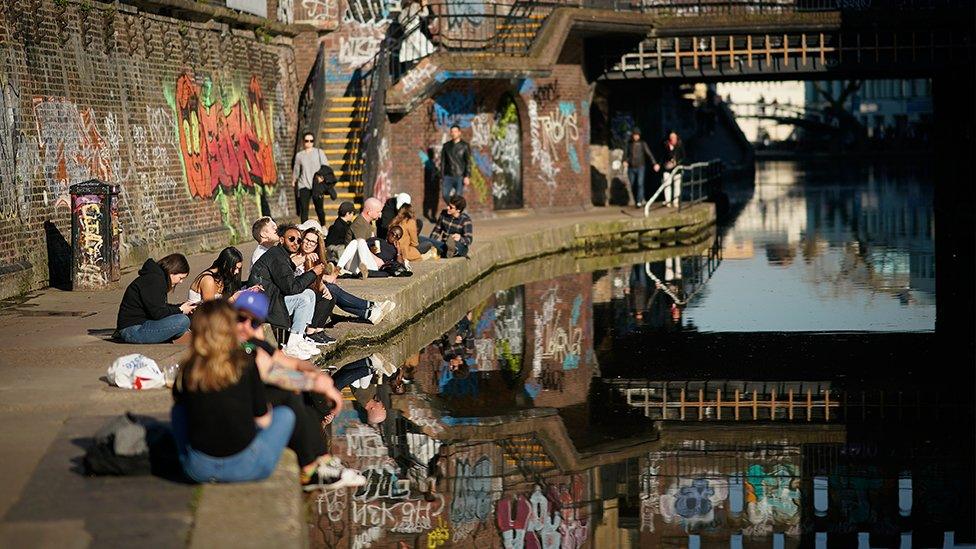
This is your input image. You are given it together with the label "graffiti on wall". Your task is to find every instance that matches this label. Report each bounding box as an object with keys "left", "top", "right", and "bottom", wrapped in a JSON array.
[
  {"left": 538, "top": 101, "right": 581, "bottom": 174},
  {"left": 610, "top": 111, "right": 636, "bottom": 149},
  {"left": 33, "top": 97, "right": 115, "bottom": 206},
  {"left": 301, "top": 0, "right": 338, "bottom": 20},
  {"left": 495, "top": 476, "right": 589, "bottom": 549},
  {"left": 491, "top": 94, "right": 522, "bottom": 208},
  {"left": 445, "top": 0, "right": 484, "bottom": 30},
  {"left": 0, "top": 74, "right": 34, "bottom": 220},
  {"left": 168, "top": 73, "right": 278, "bottom": 200}
]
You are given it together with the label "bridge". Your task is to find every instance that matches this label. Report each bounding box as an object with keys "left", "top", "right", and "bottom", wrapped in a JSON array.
[{"left": 725, "top": 101, "right": 846, "bottom": 131}]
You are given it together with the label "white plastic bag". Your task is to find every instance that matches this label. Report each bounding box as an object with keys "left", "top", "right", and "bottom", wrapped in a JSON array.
[{"left": 107, "top": 354, "right": 166, "bottom": 390}]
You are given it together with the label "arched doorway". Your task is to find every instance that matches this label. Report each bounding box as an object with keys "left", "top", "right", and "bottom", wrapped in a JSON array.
[{"left": 491, "top": 93, "right": 523, "bottom": 210}]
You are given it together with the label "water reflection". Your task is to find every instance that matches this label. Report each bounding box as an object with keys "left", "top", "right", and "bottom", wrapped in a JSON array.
[{"left": 306, "top": 163, "right": 968, "bottom": 548}]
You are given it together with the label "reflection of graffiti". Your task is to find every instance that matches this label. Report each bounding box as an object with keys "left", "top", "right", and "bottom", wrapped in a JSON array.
[
  {"left": 427, "top": 518, "right": 450, "bottom": 547},
  {"left": 539, "top": 369, "right": 564, "bottom": 391},
  {"left": 355, "top": 464, "right": 410, "bottom": 502},
  {"left": 496, "top": 477, "right": 588, "bottom": 549},
  {"left": 660, "top": 473, "right": 728, "bottom": 528},
  {"left": 346, "top": 425, "right": 387, "bottom": 457},
  {"left": 494, "top": 287, "right": 525, "bottom": 373},
  {"left": 532, "top": 287, "right": 583, "bottom": 376},
  {"left": 451, "top": 456, "right": 493, "bottom": 524},
  {"left": 300, "top": 0, "right": 336, "bottom": 20},
  {"left": 74, "top": 196, "right": 107, "bottom": 287},
  {"left": 744, "top": 464, "right": 800, "bottom": 535},
  {"left": 168, "top": 73, "right": 277, "bottom": 199},
  {"left": 445, "top": 0, "right": 484, "bottom": 30},
  {"left": 640, "top": 464, "right": 660, "bottom": 532},
  {"left": 33, "top": 97, "right": 114, "bottom": 201}
]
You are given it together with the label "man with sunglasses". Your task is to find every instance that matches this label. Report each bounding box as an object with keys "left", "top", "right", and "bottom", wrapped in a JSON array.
[
  {"left": 249, "top": 225, "right": 326, "bottom": 359},
  {"left": 292, "top": 132, "right": 331, "bottom": 226}
]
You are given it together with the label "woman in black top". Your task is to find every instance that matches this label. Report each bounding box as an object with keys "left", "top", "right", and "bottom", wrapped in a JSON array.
[
  {"left": 116, "top": 254, "right": 196, "bottom": 344},
  {"left": 170, "top": 300, "right": 296, "bottom": 483}
]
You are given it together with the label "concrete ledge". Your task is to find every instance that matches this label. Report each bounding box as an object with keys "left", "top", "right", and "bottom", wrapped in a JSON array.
[
  {"left": 321, "top": 204, "right": 714, "bottom": 359},
  {"left": 190, "top": 449, "right": 306, "bottom": 549}
]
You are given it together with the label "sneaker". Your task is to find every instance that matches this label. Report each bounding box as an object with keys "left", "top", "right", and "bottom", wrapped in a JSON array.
[
  {"left": 283, "top": 340, "right": 313, "bottom": 360},
  {"left": 366, "top": 304, "right": 386, "bottom": 325},
  {"left": 368, "top": 352, "right": 397, "bottom": 377},
  {"left": 304, "top": 467, "right": 367, "bottom": 492},
  {"left": 379, "top": 300, "right": 397, "bottom": 318},
  {"left": 298, "top": 337, "right": 322, "bottom": 355},
  {"left": 308, "top": 332, "right": 337, "bottom": 346},
  {"left": 359, "top": 262, "right": 369, "bottom": 280}
]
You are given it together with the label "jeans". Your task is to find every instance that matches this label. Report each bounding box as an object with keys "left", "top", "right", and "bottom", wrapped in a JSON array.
[
  {"left": 425, "top": 236, "right": 468, "bottom": 258},
  {"left": 120, "top": 314, "right": 190, "bottom": 344},
  {"left": 325, "top": 282, "right": 371, "bottom": 320},
  {"left": 297, "top": 188, "right": 326, "bottom": 226},
  {"left": 171, "top": 404, "right": 296, "bottom": 483},
  {"left": 283, "top": 289, "right": 316, "bottom": 334},
  {"left": 628, "top": 165, "right": 646, "bottom": 205},
  {"left": 336, "top": 239, "right": 380, "bottom": 274},
  {"left": 441, "top": 175, "right": 464, "bottom": 203},
  {"left": 331, "top": 358, "right": 371, "bottom": 391}
]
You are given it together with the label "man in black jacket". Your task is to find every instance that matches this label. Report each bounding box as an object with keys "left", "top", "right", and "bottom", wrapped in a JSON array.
[
  {"left": 440, "top": 125, "right": 470, "bottom": 204},
  {"left": 325, "top": 201, "right": 356, "bottom": 262},
  {"left": 624, "top": 128, "right": 659, "bottom": 208},
  {"left": 248, "top": 225, "right": 326, "bottom": 360}
]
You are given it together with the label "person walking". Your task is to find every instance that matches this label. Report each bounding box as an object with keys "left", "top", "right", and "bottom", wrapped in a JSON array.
[
  {"left": 440, "top": 125, "right": 470, "bottom": 204},
  {"left": 624, "top": 128, "right": 659, "bottom": 208},
  {"left": 292, "top": 132, "right": 330, "bottom": 225}
]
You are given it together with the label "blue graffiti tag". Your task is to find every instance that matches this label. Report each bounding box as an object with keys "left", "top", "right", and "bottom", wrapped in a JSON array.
[{"left": 433, "top": 89, "right": 476, "bottom": 129}]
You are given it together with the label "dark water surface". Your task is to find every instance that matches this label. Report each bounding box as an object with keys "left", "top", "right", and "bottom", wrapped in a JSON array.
[{"left": 309, "top": 162, "right": 973, "bottom": 548}]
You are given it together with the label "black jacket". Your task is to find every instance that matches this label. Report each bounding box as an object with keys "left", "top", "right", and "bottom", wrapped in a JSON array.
[
  {"left": 625, "top": 139, "right": 657, "bottom": 168},
  {"left": 325, "top": 217, "right": 353, "bottom": 247},
  {"left": 440, "top": 140, "right": 471, "bottom": 178},
  {"left": 116, "top": 259, "right": 182, "bottom": 331},
  {"left": 247, "top": 246, "right": 316, "bottom": 328},
  {"left": 377, "top": 197, "right": 398, "bottom": 239}
]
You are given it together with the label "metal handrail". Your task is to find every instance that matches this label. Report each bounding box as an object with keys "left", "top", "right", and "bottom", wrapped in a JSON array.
[{"left": 643, "top": 158, "right": 722, "bottom": 217}]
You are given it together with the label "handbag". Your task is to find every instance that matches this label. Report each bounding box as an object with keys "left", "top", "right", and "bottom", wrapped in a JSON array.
[
  {"left": 312, "top": 163, "right": 338, "bottom": 200},
  {"left": 383, "top": 261, "right": 413, "bottom": 277}
]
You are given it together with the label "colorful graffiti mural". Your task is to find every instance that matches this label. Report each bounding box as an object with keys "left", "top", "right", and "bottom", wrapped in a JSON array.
[
  {"left": 167, "top": 73, "right": 278, "bottom": 200},
  {"left": 495, "top": 476, "right": 588, "bottom": 549}
]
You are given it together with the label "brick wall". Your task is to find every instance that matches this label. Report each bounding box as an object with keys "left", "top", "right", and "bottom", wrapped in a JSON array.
[
  {"left": 382, "top": 55, "right": 592, "bottom": 215},
  {"left": 0, "top": 0, "right": 300, "bottom": 298}
]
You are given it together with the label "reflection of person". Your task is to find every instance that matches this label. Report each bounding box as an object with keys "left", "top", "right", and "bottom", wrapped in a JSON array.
[
  {"left": 623, "top": 128, "right": 659, "bottom": 208},
  {"left": 440, "top": 125, "right": 471, "bottom": 203},
  {"left": 437, "top": 313, "right": 473, "bottom": 388}
]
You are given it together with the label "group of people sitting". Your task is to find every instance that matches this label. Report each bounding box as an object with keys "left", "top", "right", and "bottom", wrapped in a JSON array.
[{"left": 111, "top": 192, "right": 475, "bottom": 486}]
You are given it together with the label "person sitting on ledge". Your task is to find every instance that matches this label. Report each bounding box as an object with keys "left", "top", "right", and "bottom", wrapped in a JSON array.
[
  {"left": 325, "top": 201, "right": 356, "bottom": 264},
  {"left": 336, "top": 197, "right": 383, "bottom": 279},
  {"left": 424, "top": 195, "right": 473, "bottom": 258},
  {"left": 170, "top": 300, "right": 295, "bottom": 483},
  {"left": 115, "top": 253, "right": 195, "bottom": 344},
  {"left": 250, "top": 216, "right": 279, "bottom": 267},
  {"left": 248, "top": 224, "right": 325, "bottom": 360},
  {"left": 188, "top": 247, "right": 248, "bottom": 303}
]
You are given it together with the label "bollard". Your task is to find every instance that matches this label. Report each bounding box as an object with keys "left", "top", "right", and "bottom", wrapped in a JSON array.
[{"left": 69, "top": 180, "right": 121, "bottom": 290}]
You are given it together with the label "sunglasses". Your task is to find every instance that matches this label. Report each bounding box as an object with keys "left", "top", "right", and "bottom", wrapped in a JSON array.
[
  {"left": 236, "top": 314, "right": 262, "bottom": 329},
  {"left": 304, "top": 139, "right": 314, "bottom": 143},
  {"left": 286, "top": 235, "right": 300, "bottom": 242}
]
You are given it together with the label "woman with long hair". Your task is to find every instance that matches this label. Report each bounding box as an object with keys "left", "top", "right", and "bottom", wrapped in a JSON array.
[
  {"left": 188, "top": 247, "right": 245, "bottom": 302},
  {"left": 170, "top": 300, "right": 295, "bottom": 483},
  {"left": 289, "top": 228, "right": 337, "bottom": 343},
  {"left": 389, "top": 203, "right": 436, "bottom": 261},
  {"left": 115, "top": 253, "right": 195, "bottom": 344}
]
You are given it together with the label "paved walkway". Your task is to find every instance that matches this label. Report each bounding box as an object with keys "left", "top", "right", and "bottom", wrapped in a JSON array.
[{"left": 0, "top": 205, "right": 693, "bottom": 545}]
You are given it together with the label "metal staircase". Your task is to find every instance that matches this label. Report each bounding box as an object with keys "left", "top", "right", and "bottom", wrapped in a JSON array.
[{"left": 318, "top": 94, "right": 367, "bottom": 214}]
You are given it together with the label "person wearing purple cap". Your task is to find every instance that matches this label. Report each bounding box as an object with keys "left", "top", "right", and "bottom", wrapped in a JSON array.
[{"left": 233, "top": 291, "right": 365, "bottom": 490}]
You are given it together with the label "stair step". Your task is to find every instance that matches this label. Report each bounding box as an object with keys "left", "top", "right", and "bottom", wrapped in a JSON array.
[
  {"left": 327, "top": 106, "right": 366, "bottom": 113},
  {"left": 528, "top": 13, "right": 548, "bottom": 19},
  {"left": 321, "top": 127, "right": 362, "bottom": 134},
  {"left": 321, "top": 138, "right": 360, "bottom": 144},
  {"left": 332, "top": 96, "right": 366, "bottom": 103},
  {"left": 323, "top": 148, "right": 360, "bottom": 155},
  {"left": 333, "top": 170, "right": 363, "bottom": 176},
  {"left": 496, "top": 21, "right": 541, "bottom": 30},
  {"left": 323, "top": 202, "right": 363, "bottom": 210},
  {"left": 323, "top": 117, "right": 367, "bottom": 123},
  {"left": 498, "top": 32, "right": 536, "bottom": 38}
]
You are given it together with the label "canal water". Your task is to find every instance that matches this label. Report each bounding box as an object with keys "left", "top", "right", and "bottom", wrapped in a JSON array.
[{"left": 308, "top": 161, "right": 972, "bottom": 548}]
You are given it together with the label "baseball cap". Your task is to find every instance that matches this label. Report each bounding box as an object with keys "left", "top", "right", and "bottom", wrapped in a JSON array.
[
  {"left": 235, "top": 291, "right": 269, "bottom": 322},
  {"left": 396, "top": 193, "right": 411, "bottom": 210},
  {"left": 338, "top": 201, "right": 356, "bottom": 217}
]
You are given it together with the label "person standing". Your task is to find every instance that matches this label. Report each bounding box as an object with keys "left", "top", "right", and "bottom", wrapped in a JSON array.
[
  {"left": 662, "top": 131, "right": 685, "bottom": 208},
  {"left": 624, "top": 128, "right": 659, "bottom": 208},
  {"left": 440, "top": 125, "right": 470, "bottom": 204},
  {"left": 292, "top": 132, "right": 330, "bottom": 225}
]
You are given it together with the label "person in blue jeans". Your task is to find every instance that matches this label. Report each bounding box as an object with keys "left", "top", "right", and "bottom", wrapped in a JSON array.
[
  {"left": 170, "top": 300, "right": 295, "bottom": 483},
  {"left": 319, "top": 267, "right": 395, "bottom": 325},
  {"left": 624, "top": 128, "right": 659, "bottom": 208},
  {"left": 115, "top": 254, "right": 196, "bottom": 344},
  {"left": 440, "top": 125, "right": 470, "bottom": 203}
]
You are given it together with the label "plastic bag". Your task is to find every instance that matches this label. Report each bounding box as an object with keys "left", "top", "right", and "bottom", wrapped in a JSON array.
[{"left": 107, "top": 354, "right": 166, "bottom": 390}]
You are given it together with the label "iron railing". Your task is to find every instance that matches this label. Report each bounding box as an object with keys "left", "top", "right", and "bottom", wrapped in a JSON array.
[
  {"left": 295, "top": 43, "right": 327, "bottom": 156},
  {"left": 643, "top": 158, "right": 722, "bottom": 216}
]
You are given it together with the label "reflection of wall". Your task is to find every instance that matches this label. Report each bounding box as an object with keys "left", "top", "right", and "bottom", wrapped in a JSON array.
[{"left": 639, "top": 447, "right": 803, "bottom": 544}]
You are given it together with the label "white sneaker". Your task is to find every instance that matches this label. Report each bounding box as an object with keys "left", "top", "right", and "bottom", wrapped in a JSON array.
[
  {"left": 304, "top": 467, "right": 367, "bottom": 492},
  {"left": 367, "top": 304, "right": 386, "bottom": 325},
  {"left": 299, "top": 337, "right": 322, "bottom": 355},
  {"left": 283, "top": 340, "right": 313, "bottom": 360},
  {"left": 380, "top": 300, "right": 397, "bottom": 317},
  {"left": 368, "top": 352, "right": 397, "bottom": 377}
]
